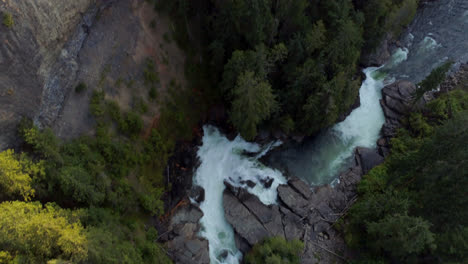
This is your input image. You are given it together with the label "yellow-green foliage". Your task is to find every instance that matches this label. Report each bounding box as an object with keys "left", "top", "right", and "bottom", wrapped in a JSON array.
[
  {"left": 0, "top": 149, "right": 43, "bottom": 201},
  {"left": 2, "top": 13, "right": 13, "bottom": 28},
  {"left": 0, "top": 201, "right": 87, "bottom": 263}
]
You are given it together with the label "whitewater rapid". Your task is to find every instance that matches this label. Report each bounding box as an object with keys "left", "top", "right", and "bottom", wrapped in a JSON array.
[
  {"left": 192, "top": 48, "right": 409, "bottom": 264},
  {"left": 266, "top": 48, "right": 409, "bottom": 185},
  {"left": 193, "top": 126, "right": 286, "bottom": 263}
]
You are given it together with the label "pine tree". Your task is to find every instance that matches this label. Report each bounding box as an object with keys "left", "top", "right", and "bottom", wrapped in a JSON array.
[{"left": 230, "top": 71, "right": 277, "bottom": 140}]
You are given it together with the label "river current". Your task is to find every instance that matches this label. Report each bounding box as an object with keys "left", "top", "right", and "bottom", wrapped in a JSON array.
[{"left": 192, "top": 1, "right": 468, "bottom": 263}]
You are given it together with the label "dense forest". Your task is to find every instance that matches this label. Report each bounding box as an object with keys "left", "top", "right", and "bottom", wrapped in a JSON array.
[
  {"left": 158, "top": 0, "right": 418, "bottom": 139},
  {"left": 2, "top": 0, "right": 466, "bottom": 263},
  {"left": 344, "top": 63, "right": 468, "bottom": 263}
]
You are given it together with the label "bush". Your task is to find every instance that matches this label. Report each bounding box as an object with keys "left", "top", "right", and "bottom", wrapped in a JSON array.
[
  {"left": 75, "top": 82, "right": 87, "bottom": 93},
  {"left": 118, "top": 111, "right": 143, "bottom": 137},
  {"left": 245, "top": 237, "right": 304, "bottom": 264},
  {"left": 3, "top": 13, "right": 13, "bottom": 28},
  {"left": 90, "top": 91, "right": 106, "bottom": 117},
  {"left": 415, "top": 61, "right": 453, "bottom": 101},
  {"left": 0, "top": 201, "right": 87, "bottom": 263}
]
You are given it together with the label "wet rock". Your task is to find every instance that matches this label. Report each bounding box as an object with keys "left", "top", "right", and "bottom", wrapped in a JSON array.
[
  {"left": 377, "top": 138, "right": 387, "bottom": 147},
  {"left": 223, "top": 188, "right": 269, "bottom": 245},
  {"left": 277, "top": 184, "right": 309, "bottom": 217},
  {"left": 288, "top": 177, "right": 313, "bottom": 200},
  {"left": 165, "top": 201, "right": 210, "bottom": 264},
  {"left": 260, "top": 177, "right": 274, "bottom": 188},
  {"left": 170, "top": 203, "right": 203, "bottom": 225},
  {"left": 360, "top": 33, "right": 392, "bottom": 67},
  {"left": 167, "top": 237, "right": 209, "bottom": 264},
  {"left": 355, "top": 147, "right": 384, "bottom": 174},
  {"left": 336, "top": 166, "right": 362, "bottom": 200},
  {"left": 380, "top": 81, "right": 417, "bottom": 137},
  {"left": 280, "top": 206, "right": 304, "bottom": 241},
  {"left": 224, "top": 185, "right": 285, "bottom": 243},
  {"left": 189, "top": 185, "right": 205, "bottom": 203},
  {"left": 217, "top": 250, "right": 229, "bottom": 261},
  {"left": 240, "top": 180, "right": 256, "bottom": 188},
  {"left": 234, "top": 233, "right": 251, "bottom": 255}
]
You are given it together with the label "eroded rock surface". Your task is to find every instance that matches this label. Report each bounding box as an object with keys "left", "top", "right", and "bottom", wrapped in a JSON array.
[
  {"left": 162, "top": 200, "right": 210, "bottom": 264},
  {"left": 380, "top": 80, "right": 416, "bottom": 138},
  {"left": 0, "top": 0, "right": 95, "bottom": 149},
  {"left": 0, "top": 0, "right": 187, "bottom": 150},
  {"left": 222, "top": 147, "right": 383, "bottom": 263}
]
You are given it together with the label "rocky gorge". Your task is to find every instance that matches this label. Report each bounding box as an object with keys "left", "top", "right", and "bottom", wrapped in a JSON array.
[
  {"left": 161, "top": 60, "right": 468, "bottom": 264},
  {"left": 1, "top": 0, "right": 468, "bottom": 263},
  {"left": 160, "top": 0, "right": 468, "bottom": 258}
]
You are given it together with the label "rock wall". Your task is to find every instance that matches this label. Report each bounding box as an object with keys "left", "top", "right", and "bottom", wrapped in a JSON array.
[
  {"left": 222, "top": 147, "right": 384, "bottom": 264},
  {"left": 0, "top": 0, "right": 96, "bottom": 150},
  {"left": 0, "top": 0, "right": 187, "bottom": 150}
]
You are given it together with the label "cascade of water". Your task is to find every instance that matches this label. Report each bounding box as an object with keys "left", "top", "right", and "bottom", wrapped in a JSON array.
[{"left": 193, "top": 126, "right": 286, "bottom": 264}]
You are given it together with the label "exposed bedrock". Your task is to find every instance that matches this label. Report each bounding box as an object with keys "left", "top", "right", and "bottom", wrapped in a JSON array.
[
  {"left": 0, "top": 0, "right": 96, "bottom": 149},
  {"left": 222, "top": 148, "right": 383, "bottom": 263}
]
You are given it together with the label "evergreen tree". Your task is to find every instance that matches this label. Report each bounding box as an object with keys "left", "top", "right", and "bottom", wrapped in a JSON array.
[{"left": 230, "top": 71, "right": 277, "bottom": 140}]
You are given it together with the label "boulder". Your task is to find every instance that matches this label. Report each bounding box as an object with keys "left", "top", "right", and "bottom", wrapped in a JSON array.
[
  {"left": 189, "top": 185, "right": 205, "bottom": 204},
  {"left": 277, "top": 184, "right": 310, "bottom": 217},
  {"left": 260, "top": 177, "right": 274, "bottom": 188},
  {"left": 279, "top": 206, "right": 304, "bottom": 241},
  {"left": 360, "top": 33, "right": 392, "bottom": 67},
  {"left": 167, "top": 236, "right": 209, "bottom": 264},
  {"left": 380, "top": 81, "right": 417, "bottom": 137},
  {"left": 223, "top": 188, "right": 269, "bottom": 245},
  {"left": 288, "top": 177, "right": 313, "bottom": 200},
  {"left": 223, "top": 185, "right": 285, "bottom": 245},
  {"left": 165, "top": 201, "right": 210, "bottom": 264},
  {"left": 355, "top": 147, "right": 384, "bottom": 174}
]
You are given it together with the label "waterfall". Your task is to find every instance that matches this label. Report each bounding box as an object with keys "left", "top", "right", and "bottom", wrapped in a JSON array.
[{"left": 193, "top": 126, "right": 286, "bottom": 263}]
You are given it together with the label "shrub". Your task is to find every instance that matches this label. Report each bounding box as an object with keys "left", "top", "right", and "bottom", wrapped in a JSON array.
[
  {"left": 118, "top": 111, "right": 143, "bottom": 137},
  {"left": 75, "top": 82, "right": 87, "bottom": 93},
  {"left": 0, "top": 201, "right": 87, "bottom": 263},
  {"left": 149, "top": 86, "right": 157, "bottom": 99},
  {"left": 245, "top": 237, "right": 304, "bottom": 264},
  {"left": 3, "top": 13, "right": 13, "bottom": 28},
  {"left": 90, "top": 91, "right": 106, "bottom": 117}
]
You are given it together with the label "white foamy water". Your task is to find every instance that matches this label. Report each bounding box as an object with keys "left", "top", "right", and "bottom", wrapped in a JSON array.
[
  {"left": 193, "top": 126, "right": 286, "bottom": 264},
  {"left": 266, "top": 48, "right": 409, "bottom": 185}
]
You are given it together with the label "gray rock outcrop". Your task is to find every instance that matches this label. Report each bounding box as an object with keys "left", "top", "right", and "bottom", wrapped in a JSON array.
[
  {"left": 163, "top": 200, "right": 210, "bottom": 264},
  {"left": 380, "top": 80, "right": 417, "bottom": 138},
  {"left": 222, "top": 147, "right": 383, "bottom": 263},
  {"left": 0, "top": 0, "right": 95, "bottom": 149}
]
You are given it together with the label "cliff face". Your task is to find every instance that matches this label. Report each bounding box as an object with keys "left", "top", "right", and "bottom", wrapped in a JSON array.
[
  {"left": 0, "top": 0, "right": 187, "bottom": 150},
  {"left": 0, "top": 0, "right": 95, "bottom": 149}
]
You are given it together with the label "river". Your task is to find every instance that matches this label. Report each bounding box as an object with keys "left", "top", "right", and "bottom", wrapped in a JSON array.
[{"left": 192, "top": 0, "right": 468, "bottom": 263}]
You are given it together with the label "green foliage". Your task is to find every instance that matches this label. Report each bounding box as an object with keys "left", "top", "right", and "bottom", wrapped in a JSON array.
[
  {"left": 0, "top": 201, "right": 87, "bottom": 263},
  {"left": 408, "top": 112, "right": 433, "bottom": 137},
  {"left": 346, "top": 88, "right": 468, "bottom": 263},
  {"left": 415, "top": 61, "right": 453, "bottom": 101},
  {"left": 0, "top": 149, "right": 43, "bottom": 201},
  {"left": 357, "top": 0, "right": 418, "bottom": 50},
  {"left": 81, "top": 207, "right": 172, "bottom": 264},
  {"left": 368, "top": 214, "right": 435, "bottom": 258},
  {"left": 75, "top": 82, "right": 87, "bottom": 93},
  {"left": 2, "top": 13, "right": 13, "bottom": 28},
  {"left": 385, "top": 0, "right": 418, "bottom": 37},
  {"left": 90, "top": 90, "right": 106, "bottom": 117},
  {"left": 157, "top": 0, "right": 378, "bottom": 139},
  {"left": 144, "top": 59, "right": 159, "bottom": 100},
  {"left": 245, "top": 237, "right": 304, "bottom": 264},
  {"left": 230, "top": 71, "right": 277, "bottom": 140},
  {"left": 118, "top": 111, "right": 143, "bottom": 137}
]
